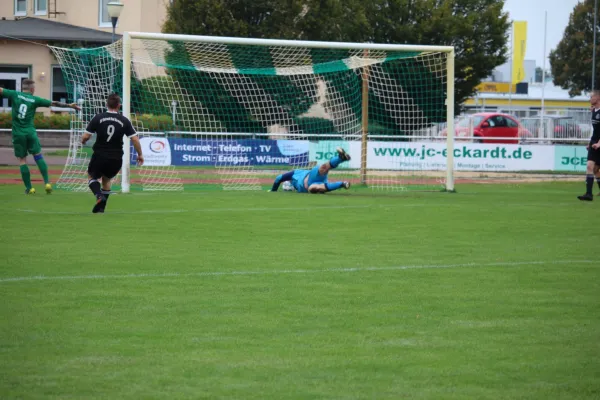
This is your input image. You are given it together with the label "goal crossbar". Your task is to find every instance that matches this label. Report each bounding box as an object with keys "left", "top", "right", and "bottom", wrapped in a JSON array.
[{"left": 125, "top": 31, "right": 455, "bottom": 53}]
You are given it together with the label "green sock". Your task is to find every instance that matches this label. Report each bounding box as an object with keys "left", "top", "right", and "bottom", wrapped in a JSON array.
[
  {"left": 35, "top": 157, "right": 50, "bottom": 184},
  {"left": 20, "top": 164, "right": 32, "bottom": 190}
]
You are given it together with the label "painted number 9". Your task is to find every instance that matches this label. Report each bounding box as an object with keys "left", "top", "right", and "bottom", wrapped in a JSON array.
[
  {"left": 106, "top": 125, "right": 115, "bottom": 142},
  {"left": 18, "top": 104, "right": 28, "bottom": 119}
]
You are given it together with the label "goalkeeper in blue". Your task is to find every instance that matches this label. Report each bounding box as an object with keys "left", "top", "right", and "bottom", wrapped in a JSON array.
[{"left": 270, "top": 147, "right": 351, "bottom": 193}]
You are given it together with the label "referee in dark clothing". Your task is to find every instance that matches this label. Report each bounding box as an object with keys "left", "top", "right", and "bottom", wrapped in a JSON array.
[{"left": 579, "top": 91, "right": 600, "bottom": 201}]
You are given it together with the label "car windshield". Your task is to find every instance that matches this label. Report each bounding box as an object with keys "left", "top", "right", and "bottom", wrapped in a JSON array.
[{"left": 457, "top": 116, "right": 483, "bottom": 127}]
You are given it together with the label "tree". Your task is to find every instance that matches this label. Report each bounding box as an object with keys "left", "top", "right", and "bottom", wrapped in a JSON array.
[
  {"left": 550, "top": 0, "right": 597, "bottom": 96},
  {"left": 362, "top": 0, "right": 509, "bottom": 113},
  {"left": 163, "top": 0, "right": 509, "bottom": 113}
]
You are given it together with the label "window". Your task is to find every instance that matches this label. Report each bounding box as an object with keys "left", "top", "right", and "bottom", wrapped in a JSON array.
[
  {"left": 0, "top": 66, "right": 30, "bottom": 109},
  {"left": 15, "top": 0, "right": 27, "bottom": 16},
  {"left": 35, "top": 0, "right": 47, "bottom": 15},
  {"left": 51, "top": 66, "right": 68, "bottom": 103},
  {"left": 506, "top": 118, "right": 518, "bottom": 128},
  {"left": 99, "top": 0, "right": 111, "bottom": 27}
]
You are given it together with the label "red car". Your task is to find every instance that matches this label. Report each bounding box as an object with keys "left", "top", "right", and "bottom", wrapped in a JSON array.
[{"left": 443, "top": 113, "right": 531, "bottom": 144}]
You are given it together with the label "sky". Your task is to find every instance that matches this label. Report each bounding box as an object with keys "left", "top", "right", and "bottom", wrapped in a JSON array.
[{"left": 502, "top": 0, "right": 582, "bottom": 69}]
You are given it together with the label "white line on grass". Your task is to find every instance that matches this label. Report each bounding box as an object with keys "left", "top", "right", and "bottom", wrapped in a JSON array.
[
  {"left": 0, "top": 260, "right": 594, "bottom": 284},
  {"left": 9, "top": 203, "right": 441, "bottom": 215},
  {"left": 5, "top": 201, "right": 588, "bottom": 215}
]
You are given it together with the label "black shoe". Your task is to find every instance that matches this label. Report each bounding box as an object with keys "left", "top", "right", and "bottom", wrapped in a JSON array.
[
  {"left": 336, "top": 147, "right": 351, "bottom": 161},
  {"left": 92, "top": 194, "right": 107, "bottom": 213},
  {"left": 577, "top": 193, "right": 593, "bottom": 201}
]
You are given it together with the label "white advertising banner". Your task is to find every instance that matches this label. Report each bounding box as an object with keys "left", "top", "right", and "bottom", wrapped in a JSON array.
[
  {"left": 367, "top": 142, "right": 555, "bottom": 171},
  {"left": 310, "top": 141, "right": 555, "bottom": 171},
  {"left": 139, "top": 137, "right": 172, "bottom": 166}
]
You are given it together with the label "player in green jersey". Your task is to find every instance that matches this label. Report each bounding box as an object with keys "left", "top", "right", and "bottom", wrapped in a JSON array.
[{"left": 0, "top": 79, "right": 80, "bottom": 194}]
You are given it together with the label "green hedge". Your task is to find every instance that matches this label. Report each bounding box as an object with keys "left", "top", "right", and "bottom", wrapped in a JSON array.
[
  {"left": 0, "top": 112, "right": 177, "bottom": 132},
  {"left": 0, "top": 112, "right": 72, "bottom": 130}
]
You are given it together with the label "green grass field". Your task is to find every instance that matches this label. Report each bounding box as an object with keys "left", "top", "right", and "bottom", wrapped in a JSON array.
[{"left": 0, "top": 183, "right": 599, "bottom": 399}]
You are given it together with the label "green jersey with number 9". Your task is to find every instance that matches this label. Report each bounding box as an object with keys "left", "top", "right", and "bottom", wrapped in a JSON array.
[{"left": 1, "top": 89, "right": 52, "bottom": 136}]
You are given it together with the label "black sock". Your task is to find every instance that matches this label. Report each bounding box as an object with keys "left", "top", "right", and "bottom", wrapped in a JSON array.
[
  {"left": 88, "top": 179, "right": 102, "bottom": 196},
  {"left": 102, "top": 190, "right": 110, "bottom": 204},
  {"left": 596, "top": 177, "right": 600, "bottom": 190},
  {"left": 586, "top": 175, "right": 594, "bottom": 195}
]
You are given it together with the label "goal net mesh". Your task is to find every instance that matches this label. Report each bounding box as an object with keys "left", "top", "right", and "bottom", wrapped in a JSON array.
[{"left": 51, "top": 37, "right": 450, "bottom": 192}]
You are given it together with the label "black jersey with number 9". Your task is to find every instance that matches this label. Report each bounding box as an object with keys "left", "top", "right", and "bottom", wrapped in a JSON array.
[
  {"left": 86, "top": 111, "right": 137, "bottom": 159},
  {"left": 592, "top": 108, "right": 600, "bottom": 144}
]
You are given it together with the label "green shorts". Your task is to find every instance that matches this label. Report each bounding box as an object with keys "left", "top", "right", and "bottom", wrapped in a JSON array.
[{"left": 12, "top": 134, "right": 42, "bottom": 158}]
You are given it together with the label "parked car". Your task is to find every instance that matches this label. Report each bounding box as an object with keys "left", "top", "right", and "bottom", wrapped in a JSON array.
[
  {"left": 442, "top": 113, "right": 531, "bottom": 144},
  {"left": 520, "top": 116, "right": 585, "bottom": 144}
]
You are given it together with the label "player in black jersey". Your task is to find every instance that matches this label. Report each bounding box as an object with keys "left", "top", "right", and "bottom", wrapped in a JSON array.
[
  {"left": 578, "top": 91, "right": 600, "bottom": 201},
  {"left": 81, "top": 94, "right": 144, "bottom": 213}
]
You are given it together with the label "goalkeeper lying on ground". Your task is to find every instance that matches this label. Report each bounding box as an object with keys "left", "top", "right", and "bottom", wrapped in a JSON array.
[{"left": 270, "top": 147, "right": 351, "bottom": 194}]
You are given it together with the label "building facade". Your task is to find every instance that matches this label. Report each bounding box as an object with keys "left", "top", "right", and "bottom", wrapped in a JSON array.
[{"left": 0, "top": 0, "right": 170, "bottom": 112}]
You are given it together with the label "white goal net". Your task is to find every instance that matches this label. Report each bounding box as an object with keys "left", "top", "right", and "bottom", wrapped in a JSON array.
[{"left": 51, "top": 34, "right": 455, "bottom": 192}]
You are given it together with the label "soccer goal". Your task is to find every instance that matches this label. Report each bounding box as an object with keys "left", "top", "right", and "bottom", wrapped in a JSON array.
[{"left": 51, "top": 33, "right": 455, "bottom": 192}]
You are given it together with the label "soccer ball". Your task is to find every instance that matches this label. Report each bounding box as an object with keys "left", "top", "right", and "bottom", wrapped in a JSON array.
[{"left": 282, "top": 181, "right": 294, "bottom": 192}]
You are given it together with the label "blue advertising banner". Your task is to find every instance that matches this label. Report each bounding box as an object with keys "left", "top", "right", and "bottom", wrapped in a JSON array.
[{"left": 133, "top": 138, "right": 309, "bottom": 166}]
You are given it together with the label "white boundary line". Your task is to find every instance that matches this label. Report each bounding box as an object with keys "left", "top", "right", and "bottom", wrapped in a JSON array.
[
  {"left": 2, "top": 201, "right": 586, "bottom": 215},
  {"left": 10, "top": 204, "right": 377, "bottom": 215},
  {"left": 0, "top": 260, "right": 593, "bottom": 284}
]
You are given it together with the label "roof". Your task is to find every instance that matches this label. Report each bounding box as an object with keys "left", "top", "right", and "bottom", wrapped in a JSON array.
[
  {"left": 0, "top": 17, "right": 120, "bottom": 44},
  {"left": 475, "top": 82, "right": 590, "bottom": 103}
]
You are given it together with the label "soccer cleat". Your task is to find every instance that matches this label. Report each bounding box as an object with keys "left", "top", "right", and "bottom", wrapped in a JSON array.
[
  {"left": 45, "top": 183, "right": 53, "bottom": 194},
  {"left": 336, "top": 147, "right": 351, "bottom": 161},
  {"left": 342, "top": 181, "right": 351, "bottom": 189},
  {"left": 92, "top": 194, "right": 107, "bottom": 213},
  {"left": 25, "top": 188, "right": 36, "bottom": 195},
  {"left": 577, "top": 193, "right": 593, "bottom": 201}
]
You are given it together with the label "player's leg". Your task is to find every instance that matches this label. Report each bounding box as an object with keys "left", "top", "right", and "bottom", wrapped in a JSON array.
[
  {"left": 86, "top": 154, "right": 107, "bottom": 212},
  {"left": 308, "top": 181, "right": 350, "bottom": 193},
  {"left": 12, "top": 136, "right": 33, "bottom": 193},
  {"left": 307, "top": 148, "right": 351, "bottom": 193},
  {"left": 19, "top": 158, "right": 33, "bottom": 194},
  {"left": 578, "top": 158, "right": 596, "bottom": 201},
  {"left": 28, "top": 134, "right": 51, "bottom": 194},
  {"left": 99, "top": 176, "right": 113, "bottom": 213},
  {"left": 316, "top": 147, "right": 351, "bottom": 176},
  {"left": 270, "top": 170, "right": 294, "bottom": 192},
  {"left": 95, "top": 158, "right": 122, "bottom": 213},
  {"left": 594, "top": 164, "right": 600, "bottom": 195}
]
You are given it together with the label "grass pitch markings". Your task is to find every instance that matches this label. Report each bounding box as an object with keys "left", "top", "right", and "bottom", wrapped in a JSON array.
[{"left": 0, "top": 259, "right": 594, "bottom": 284}]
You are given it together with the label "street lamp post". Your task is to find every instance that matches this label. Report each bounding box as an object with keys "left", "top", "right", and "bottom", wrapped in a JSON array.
[
  {"left": 593, "top": 0, "right": 598, "bottom": 91},
  {"left": 107, "top": 1, "right": 124, "bottom": 44},
  {"left": 106, "top": 2, "right": 124, "bottom": 93}
]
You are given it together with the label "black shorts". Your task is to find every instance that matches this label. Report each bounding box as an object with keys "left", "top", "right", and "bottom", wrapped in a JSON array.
[
  {"left": 588, "top": 146, "right": 600, "bottom": 164},
  {"left": 87, "top": 153, "right": 122, "bottom": 180}
]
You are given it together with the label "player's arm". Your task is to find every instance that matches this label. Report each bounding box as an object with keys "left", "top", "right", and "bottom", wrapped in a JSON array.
[
  {"left": 270, "top": 170, "right": 294, "bottom": 192},
  {"left": 0, "top": 87, "right": 15, "bottom": 99},
  {"left": 34, "top": 96, "right": 80, "bottom": 111},
  {"left": 130, "top": 136, "right": 144, "bottom": 166},
  {"left": 125, "top": 119, "right": 144, "bottom": 166},
  {"left": 51, "top": 100, "right": 81, "bottom": 111},
  {"left": 82, "top": 115, "right": 99, "bottom": 145}
]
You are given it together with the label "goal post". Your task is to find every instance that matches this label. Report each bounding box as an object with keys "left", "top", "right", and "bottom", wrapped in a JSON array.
[
  {"left": 52, "top": 32, "right": 455, "bottom": 193},
  {"left": 445, "top": 50, "right": 455, "bottom": 192},
  {"left": 122, "top": 32, "right": 132, "bottom": 193}
]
